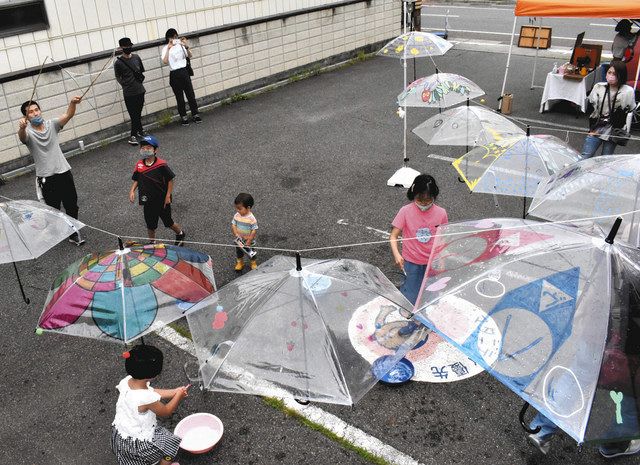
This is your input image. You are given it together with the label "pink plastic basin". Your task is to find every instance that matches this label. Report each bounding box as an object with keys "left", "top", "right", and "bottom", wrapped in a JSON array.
[{"left": 174, "top": 413, "right": 224, "bottom": 454}]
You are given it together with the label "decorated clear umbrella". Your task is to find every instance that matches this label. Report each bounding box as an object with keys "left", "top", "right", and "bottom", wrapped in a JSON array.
[
  {"left": 377, "top": 31, "right": 453, "bottom": 59},
  {"left": 185, "top": 254, "right": 427, "bottom": 405},
  {"left": 0, "top": 199, "right": 84, "bottom": 303},
  {"left": 529, "top": 154, "right": 640, "bottom": 247},
  {"left": 36, "top": 240, "right": 216, "bottom": 343},
  {"left": 407, "top": 217, "right": 640, "bottom": 446},
  {"left": 376, "top": 28, "right": 453, "bottom": 188},
  {"left": 413, "top": 103, "right": 524, "bottom": 147},
  {"left": 398, "top": 73, "right": 485, "bottom": 109},
  {"left": 453, "top": 129, "right": 582, "bottom": 217}
]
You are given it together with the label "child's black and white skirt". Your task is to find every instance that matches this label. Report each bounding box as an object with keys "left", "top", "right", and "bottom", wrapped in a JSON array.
[{"left": 111, "top": 425, "right": 181, "bottom": 465}]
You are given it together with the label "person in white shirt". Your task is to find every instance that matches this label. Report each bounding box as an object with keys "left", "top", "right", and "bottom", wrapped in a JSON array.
[
  {"left": 161, "top": 28, "right": 202, "bottom": 126},
  {"left": 111, "top": 344, "right": 190, "bottom": 465}
]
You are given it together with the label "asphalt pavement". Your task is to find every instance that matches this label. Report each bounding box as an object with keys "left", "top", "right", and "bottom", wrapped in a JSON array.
[{"left": 2, "top": 39, "right": 639, "bottom": 465}]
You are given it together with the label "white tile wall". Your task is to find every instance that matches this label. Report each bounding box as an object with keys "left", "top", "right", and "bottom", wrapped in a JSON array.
[{"left": 1, "top": 0, "right": 399, "bottom": 169}]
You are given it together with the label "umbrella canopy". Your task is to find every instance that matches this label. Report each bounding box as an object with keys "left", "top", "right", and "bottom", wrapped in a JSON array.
[
  {"left": 529, "top": 155, "right": 640, "bottom": 247},
  {"left": 377, "top": 31, "right": 453, "bottom": 59},
  {"left": 0, "top": 199, "right": 84, "bottom": 263},
  {"left": 186, "top": 255, "right": 426, "bottom": 405},
  {"left": 37, "top": 243, "right": 216, "bottom": 343},
  {"left": 413, "top": 105, "right": 525, "bottom": 147},
  {"left": 453, "top": 134, "right": 582, "bottom": 198},
  {"left": 411, "top": 217, "right": 640, "bottom": 445},
  {"left": 398, "top": 73, "right": 485, "bottom": 108}
]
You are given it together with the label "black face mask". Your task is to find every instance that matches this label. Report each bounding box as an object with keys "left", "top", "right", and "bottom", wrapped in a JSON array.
[{"left": 122, "top": 47, "right": 133, "bottom": 55}]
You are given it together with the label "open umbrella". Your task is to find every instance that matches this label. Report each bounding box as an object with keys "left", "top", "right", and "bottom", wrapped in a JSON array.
[
  {"left": 453, "top": 130, "right": 582, "bottom": 216},
  {"left": 376, "top": 31, "right": 453, "bottom": 59},
  {"left": 413, "top": 104, "right": 524, "bottom": 147},
  {"left": 36, "top": 240, "right": 216, "bottom": 343},
  {"left": 398, "top": 73, "right": 485, "bottom": 109},
  {"left": 529, "top": 154, "right": 640, "bottom": 247},
  {"left": 1, "top": 199, "right": 84, "bottom": 303},
  {"left": 409, "top": 217, "right": 640, "bottom": 446},
  {"left": 186, "top": 254, "right": 426, "bottom": 405}
]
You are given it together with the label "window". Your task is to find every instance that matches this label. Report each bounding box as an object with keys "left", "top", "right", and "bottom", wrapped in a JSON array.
[{"left": 0, "top": 0, "right": 49, "bottom": 39}]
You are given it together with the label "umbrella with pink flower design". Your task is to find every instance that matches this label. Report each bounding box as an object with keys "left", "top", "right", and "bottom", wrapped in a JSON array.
[{"left": 36, "top": 240, "right": 216, "bottom": 343}]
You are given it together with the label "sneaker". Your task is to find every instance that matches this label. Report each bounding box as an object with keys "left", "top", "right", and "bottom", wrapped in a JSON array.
[
  {"left": 181, "top": 117, "right": 190, "bottom": 126},
  {"left": 136, "top": 130, "right": 147, "bottom": 137},
  {"left": 527, "top": 434, "right": 551, "bottom": 455},
  {"left": 174, "top": 231, "right": 186, "bottom": 246},
  {"left": 68, "top": 233, "right": 86, "bottom": 246},
  {"left": 127, "top": 136, "right": 139, "bottom": 145},
  {"left": 234, "top": 258, "right": 244, "bottom": 272},
  {"left": 193, "top": 114, "right": 203, "bottom": 124},
  {"left": 599, "top": 440, "right": 640, "bottom": 458},
  {"left": 250, "top": 259, "right": 258, "bottom": 270}
]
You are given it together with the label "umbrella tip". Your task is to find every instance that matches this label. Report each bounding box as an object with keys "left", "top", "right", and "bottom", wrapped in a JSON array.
[
  {"left": 122, "top": 351, "right": 131, "bottom": 359},
  {"left": 35, "top": 327, "right": 43, "bottom": 335},
  {"left": 605, "top": 217, "right": 623, "bottom": 244},
  {"left": 295, "top": 252, "right": 302, "bottom": 271}
]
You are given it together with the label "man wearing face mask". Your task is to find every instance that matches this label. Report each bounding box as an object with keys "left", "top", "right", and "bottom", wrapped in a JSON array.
[
  {"left": 17, "top": 96, "right": 85, "bottom": 245},
  {"left": 114, "top": 37, "right": 146, "bottom": 145}
]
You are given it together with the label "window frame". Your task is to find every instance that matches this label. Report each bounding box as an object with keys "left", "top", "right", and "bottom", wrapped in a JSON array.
[{"left": 0, "top": 0, "right": 49, "bottom": 39}]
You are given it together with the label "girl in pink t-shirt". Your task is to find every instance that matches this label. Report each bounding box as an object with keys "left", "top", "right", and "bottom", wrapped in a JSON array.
[{"left": 390, "top": 174, "right": 448, "bottom": 304}]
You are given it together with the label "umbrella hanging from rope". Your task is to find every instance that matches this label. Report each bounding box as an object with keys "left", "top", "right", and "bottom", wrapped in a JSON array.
[
  {"left": 186, "top": 254, "right": 426, "bottom": 405},
  {"left": 36, "top": 240, "right": 216, "bottom": 344},
  {"left": 452, "top": 128, "right": 582, "bottom": 217},
  {"left": 409, "top": 217, "right": 640, "bottom": 446},
  {"left": 0, "top": 199, "right": 84, "bottom": 303},
  {"left": 529, "top": 154, "right": 640, "bottom": 247}
]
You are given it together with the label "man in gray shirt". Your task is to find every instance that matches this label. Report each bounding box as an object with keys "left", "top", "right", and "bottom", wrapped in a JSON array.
[
  {"left": 18, "top": 96, "right": 85, "bottom": 245},
  {"left": 114, "top": 37, "right": 146, "bottom": 145}
]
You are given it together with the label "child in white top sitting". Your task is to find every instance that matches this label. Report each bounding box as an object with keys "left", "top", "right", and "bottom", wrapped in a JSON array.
[{"left": 111, "top": 344, "right": 190, "bottom": 465}]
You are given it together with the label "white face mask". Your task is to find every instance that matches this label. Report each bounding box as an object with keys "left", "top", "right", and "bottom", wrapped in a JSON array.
[
  {"left": 416, "top": 201, "right": 433, "bottom": 212},
  {"left": 606, "top": 72, "right": 618, "bottom": 86}
]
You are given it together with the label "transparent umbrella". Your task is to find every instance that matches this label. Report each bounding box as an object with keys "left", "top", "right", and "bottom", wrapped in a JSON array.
[
  {"left": 453, "top": 131, "right": 582, "bottom": 217},
  {"left": 529, "top": 154, "right": 640, "bottom": 246},
  {"left": 376, "top": 31, "right": 453, "bottom": 59},
  {"left": 0, "top": 199, "right": 84, "bottom": 303},
  {"left": 409, "top": 217, "right": 640, "bottom": 446},
  {"left": 413, "top": 104, "right": 525, "bottom": 147},
  {"left": 398, "top": 73, "right": 485, "bottom": 109},
  {"left": 186, "top": 254, "right": 426, "bottom": 405}
]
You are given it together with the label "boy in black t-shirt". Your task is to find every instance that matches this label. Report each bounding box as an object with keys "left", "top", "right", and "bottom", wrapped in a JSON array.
[{"left": 128, "top": 135, "right": 186, "bottom": 245}]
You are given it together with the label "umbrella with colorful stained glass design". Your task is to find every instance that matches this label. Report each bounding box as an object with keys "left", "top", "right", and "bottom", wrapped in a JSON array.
[{"left": 36, "top": 240, "right": 216, "bottom": 343}]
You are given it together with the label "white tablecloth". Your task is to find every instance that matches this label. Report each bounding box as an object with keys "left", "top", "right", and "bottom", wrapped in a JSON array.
[{"left": 540, "top": 72, "right": 591, "bottom": 113}]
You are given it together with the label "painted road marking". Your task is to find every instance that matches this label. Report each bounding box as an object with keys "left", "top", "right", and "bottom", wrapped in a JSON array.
[
  {"left": 423, "top": 13, "right": 459, "bottom": 18},
  {"left": 425, "top": 5, "right": 514, "bottom": 12},
  {"left": 337, "top": 218, "right": 390, "bottom": 238},
  {"left": 156, "top": 325, "right": 426, "bottom": 465}
]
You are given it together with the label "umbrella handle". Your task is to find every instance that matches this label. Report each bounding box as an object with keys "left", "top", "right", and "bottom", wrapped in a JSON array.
[
  {"left": 13, "top": 262, "right": 30, "bottom": 304},
  {"left": 519, "top": 402, "right": 541, "bottom": 434}
]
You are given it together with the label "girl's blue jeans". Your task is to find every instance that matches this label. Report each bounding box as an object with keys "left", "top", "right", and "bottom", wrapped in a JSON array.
[
  {"left": 400, "top": 260, "right": 427, "bottom": 305},
  {"left": 581, "top": 135, "right": 616, "bottom": 159}
]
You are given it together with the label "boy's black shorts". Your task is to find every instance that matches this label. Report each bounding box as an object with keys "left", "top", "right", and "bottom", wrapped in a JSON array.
[{"left": 143, "top": 203, "right": 174, "bottom": 230}]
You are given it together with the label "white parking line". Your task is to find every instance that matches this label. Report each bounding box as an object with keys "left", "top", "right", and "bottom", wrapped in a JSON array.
[
  {"left": 425, "top": 5, "right": 513, "bottom": 12},
  {"left": 423, "top": 13, "right": 459, "bottom": 18},
  {"left": 156, "top": 325, "right": 425, "bottom": 465},
  {"left": 422, "top": 27, "right": 612, "bottom": 43}
]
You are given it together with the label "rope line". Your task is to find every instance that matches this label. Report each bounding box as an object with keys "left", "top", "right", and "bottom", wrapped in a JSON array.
[{"left": 2, "top": 194, "right": 639, "bottom": 255}]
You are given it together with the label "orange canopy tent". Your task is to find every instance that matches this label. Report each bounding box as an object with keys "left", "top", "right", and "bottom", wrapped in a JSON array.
[
  {"left": 514, "top": 0, "right": 640, "bottom": 18},
  {"left": 500, "top": 0, "right": 640, "bottom": 108}
]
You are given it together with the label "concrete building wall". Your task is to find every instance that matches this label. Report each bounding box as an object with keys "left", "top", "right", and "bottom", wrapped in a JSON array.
[{"left": 0, "top": 0, "right": 400, "bottom": 173}]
